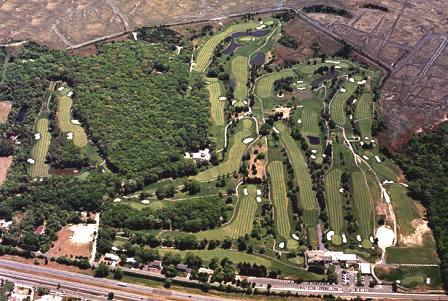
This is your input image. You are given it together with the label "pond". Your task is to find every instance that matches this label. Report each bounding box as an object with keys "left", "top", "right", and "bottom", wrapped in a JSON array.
[
  {"left": 250, "top": 52, "right": 265, "bottom": 66},
  {"left": 15, "top": 106, "right": 28, "bottom": 123},
  {"left": 307, "top": 135, "right": 321, "bottom": 145}
]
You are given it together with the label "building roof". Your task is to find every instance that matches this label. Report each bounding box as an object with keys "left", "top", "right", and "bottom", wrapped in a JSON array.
[
  {"left": 198, "top": 267, "right": 214, "bottom": 275},
  {"left": 359, "top": 262, "right": 371, "bottom": 274},
  {"left": 104, "top": 253, "right": 120, "bottom": 261}
]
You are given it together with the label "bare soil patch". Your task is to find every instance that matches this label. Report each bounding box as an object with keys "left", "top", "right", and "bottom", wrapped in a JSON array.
[
  {"left": 401, "top": 218, "right": 433, "bottom": 247},
  {"left": 47, "top": 226, "right": 92, "bottom": 258},
  {"left": 248, "top": 142, "right": 267, "bottom": 180},
  {"left": 0, "top": 156, "right": 12, "bottom": 185},
  {"left": 0, "top": 101, "right": 12, "bottom": 123}
]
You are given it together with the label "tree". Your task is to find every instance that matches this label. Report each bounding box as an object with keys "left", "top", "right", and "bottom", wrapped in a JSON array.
[
  {"left": 94, "top": 263, "right": 110, "bottom": 278},
  {"left": 107, "top": 292, "right": 114, "bottom": 300},
  {"left": 164, "top": 278, "right": 172, "bottom": 288},
  {"left": 185, "top": 252, "right": 203, "bottom": 270},
  {"left": 184, "top": 180, "right": 201, "bottom": 195},
  {"left": 113, "top": 268, "right": 124, "bottom": 280},
  {"left": 156, "top": 184, "right": 176, "bottom": 199}
]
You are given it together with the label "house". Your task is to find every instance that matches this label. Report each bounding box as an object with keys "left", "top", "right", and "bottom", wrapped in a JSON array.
[
  {"left": 305, "top": 250, "right": 358, "bottom": 265},
  {"left": 148, "top": 260, "right": 162, "bottom": 269},
  {"left": 359, "top": 262, "right": 372, "bottom": 275},
  {"left": 176, "top": 263, "right": 190, "bottom": 273},
  {"left": 184, "top": 148, "right": 211, "bottom": 162},
  {"left": 35, "top": 225, "right": 45, "bottom": 235},
  {"left": 198, "top": 267, "right": 214, "bottom": 275}
]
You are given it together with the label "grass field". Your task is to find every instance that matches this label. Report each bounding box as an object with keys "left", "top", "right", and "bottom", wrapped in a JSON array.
[
  {"left": 28, "top": 116, "right": 51, "bottom": 178},
  {"left": 300, "top": 108, "right": 321, "bottom": 138},
  {"left": 57, "top": 95, "right": 88, "bottom": 147},
  {"left": 194, "top": 22, "right": 257, "bottom": 72},
  {"left": 280, "top": 131, "right": 318, "bottom": 226},
  {"left": 375, "top": 265, "right": 442, "bottom": 288},
  {"left": 389, "top": 184, "right": 420, "bottom": 236},
  {"left": 231, "top": 56, "right": 249, "bottom": 101},
  {"left": 386, "top": 246, "right": 439, "bottom": 265},
  {"left": 255, "top": 69, "right": 296, "bottom": 99},
  {"left": 207, "top": 78, "right": 225, "bottom": 126},
  {"left": 193, "top": 119, "right": 253, "bottom": 181},
  {"left": 196, "top": 185, "right": 258, "bottom": 240},
  {"left": 325, "top": 169, "right": 345, "bottom": 235},
  {"left": 267, "top": 161, "right": 291, "bottom": 239},
  {"left": 157, "top": 247, "right": 323, "bottom": 279},
  {"left": 330, "top": 82, "right": 356, "bottom": 126},
  {"left": 351, "top": 171, "right": 374, "bottom": 238},
  {"left": 355, "top": 93, "right": 373, "bottom": 138}
]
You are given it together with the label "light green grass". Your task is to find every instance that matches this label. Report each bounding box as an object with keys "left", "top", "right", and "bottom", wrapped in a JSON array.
[
  {"left": 57, "top": 95, "right": 88, "bottom": 147},
  {"left": 231, "top": 56, "right": 249, "bottom": 101},
  {"left": 389, "top": 184, "right": 420, "bottom": 236},
  {"left": 355, "top": 93, "right": 373, "bottom": 138},
  {"left": 207, "top": 78, "right": 225, "bottom": 126},
  {"left": 330, "top": 82, "right": 357, "bottom": 125},
  {"left": 195, "top": 22, "right": 257, "bottom": 72},
  {"left": 255, "top": 69, "right": 296, "bottom": 99},
  {"left": 351, "top": 171, "right": 374, "bottom": 238},
  {"left": 196, "top": 185, "right": 258, "bottom": 240},
  {"left": 28, "top": 117, "right": 51, "bottom": 178},
  {"left": 267, "top": 161, "right": 291, "bottom": 239},
  {"left": 325, "top": 169, "right": 345, "bottom": 234}
]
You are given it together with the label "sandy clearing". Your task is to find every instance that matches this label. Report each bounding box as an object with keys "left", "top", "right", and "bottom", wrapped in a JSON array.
[
  {"left": 0, "top": 101, "right": 12, "bottom": 123},
  {"left": 401, "top": 218, "right": 432, "bottom": 246},
  {"left": 70, "top": 223, "right": 96, "bottom": 244},
  {"left": 0, "top": 156, "right": 12, "bottom": 185},
  {"left": 376, "top": 225, "right": 395, "bottom": 250},
  {"left": 48, "top": 226, "right": 92, "bottom": 258}
]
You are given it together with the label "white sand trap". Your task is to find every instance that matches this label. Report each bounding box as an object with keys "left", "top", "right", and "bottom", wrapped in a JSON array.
[
  {"left": 326, "top": 231, "right": 335, "bottom": 241},
  {"left": 272, "top": 127, "right": 280, "bottom": 134},
  {"left": 113, "top": 198, "right": 121, "bottom": 203},
  {"left": 365, "top": 136, "right": 369, "bottom": 140},
  {"left": 297, "top": 119, "right": 302, "bottom": 124},
  {"left": 243, "top": 188, "right": 248, "bottom": 196},
  {"left": 243, "top": 137, "right": 254, "bottom": 144},
  {"left": 219, "top": 96, "right": 227, "bottom": 101},
  {"left": 67, "top": 132, "right": 74, "bottom": 140},
  {"left": 340, "top": 88, "right": 347, "bottom": 93},
  {"left": 358, "top": 244, "right": 362, "bottom": 248},
  {"left": 357, "top": 80, "right": 367, "bottom": 85},
  {"left": 335, "top": 66, "right": 342, "bottom": 69},
  {"left": 141, "top": 200, "right": 150, "bottom": 204},
  {"left": 349, "top": 78, "right": 355, "bottom": 83},
  {"left": 132, "top": 32, "right": 138, "bottom": 41},
  {"left": 278, "top": 241, "right": 285, "bottom": 249},
  {"left": 311, "top": 149, "right": 317, "bottom": 154},
  {"left": 256, "top": 196, "right": 262, "bottom": 203},
  {"left": 370, "top": 139, "right": 375, "bottom": 143},
  {"left": 375, "top": 156, "right": 381, "bottom": 163},
  {"left": 376, "top": 225, "right": 395, "bottom": 250},
  {"left": 322, "top": 154, "right": 326, "bottom": 158},
  {"left": 57, "top": 87, "right": 64, "bottom": 92},
  {"left": 349, "top": 115, "right": 353, "bottom": 120},
  {"left": 325, "top": 60, "right": 340, "bottom": 64},
  {"left": 342, "top": 233, "right": 347, "bottom": 243},
  {"left": 292, "top": 233, "right": 299, "bottom": 240},
  {"left": 277, "top": 93, "right": 284, "bottom": 98},
  {"left": 67, "top": 91, "right": 73, "bottom": 97},
  {"left": 243, "top": 100, "right": 247, "bottom": 105},
  {"left": 382, "top": 180, "right": 394, "bottom": 185},
  {"left": 256, "top": 189, "right": 262, "bottom": 196},
  {"left": 362, "top": 155, "right": 369, "bottom": 160},
  {"left": 370, "top": 236, "right": 374, "bottom": 243},
  {"left": 27, "top": 158, "right": 35, "bottom": 164},
  {"left": 426, "top": 278, "right": 431, "bottom": 285},
  {"left": 401, "top": 183, "right": 409, "bottom": 188},
  {"left": 310, "top": 155, "right": 316, "bottom": 160},
  {"left": 339, "top": 188, "right": 344, "bottom": 193},
  {"left": 356, "top": 235, "right": 362, "bottom": 242},
  {"left": 297, "top": 87, "right": 306, "bottom": 91},
  {"left": 297, "top": 80, "right": 303, "bottom": 84},
  {"left": 352, "top": 99, "right": 357, "bottom": 105},
  {"left": 34, "top": 133, "right": 41, "bottom": 140},
  {"left": 71, "top": 119, "right": 80, "bottom": 125},
  {"left": 70, "top": 223, "right": 96, "bottom": 244}
]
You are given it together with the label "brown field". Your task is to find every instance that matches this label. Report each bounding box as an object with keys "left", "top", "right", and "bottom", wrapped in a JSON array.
[
  {"left": 0, "top": 156, "right": 12, "bottom": 185},
  {"left": 47, "top": 226, "right": 91, "bottom": 258},
  {"left": 0, "top": 101, "right": 12, "bottom": 123}
]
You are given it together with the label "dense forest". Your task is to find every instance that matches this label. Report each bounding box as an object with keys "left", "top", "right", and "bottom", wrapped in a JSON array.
[
  {"left": 302, "top": 5, "right": 353, "bottom": 18},
  {"left": 400, "top": 123, "right": 448, "bottom": 287}
]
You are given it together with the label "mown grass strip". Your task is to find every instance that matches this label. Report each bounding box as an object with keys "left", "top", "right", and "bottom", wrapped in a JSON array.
[
  {"left": 28, "top": 117, "right": 51, "bottom": 178},
  {"left": 57, "top": 95, "right": 88, "bottom": 147},
  {"left": 231, "top": 56, "right": 249, "bottom": 101},
  {"left": 351, "top": 171, "right": 374, "bottom": 238},
  {"left": 325, "top": 168, "right": 345, "bottom": 234},
  {"left": 207, "top": 79, "right": 225, "bottom": 126}
]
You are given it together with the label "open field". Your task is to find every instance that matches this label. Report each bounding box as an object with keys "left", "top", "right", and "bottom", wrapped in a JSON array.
[
  {"left": 196, "top": 185, "right": 258, "bottom": 240},
  {"left": 57, "top": 95, "right": 88, "bottom": 148},
  {"left": 28, "top": 116, "right": 51, "bottom": 178},
  {"left": 255, "top": 69, "right": 296, "bottom": 99},
  {"left": 325, "top": 169, "right": 344, "bottom": 235},
  {"left": 386, "top": 246, "right": 439, "bottom": 265},
  {"left": 207, "top": 79, "right": 225, "bottom": 126},
  {"left": 47, "top": 225, "right": 92, "bottom": 258},
  {"left": 0, "top": 156, "right": 12, "bottom": 185},
  {"left": 279, "top": 130, "right": 318, "bottom": 227},
  {"left": 267, "top": 161, "right": 291, "bottom": 239},
  {"left": 193, "top": 119, "right": 254, "bottom": 181},
  {"left": 231, "top": 56, "right": 249, "bottom": 101},
  {"left": 195, "top": 22, "right": 257, "bottom": 72},
  {"left": 0, "top": 101, "right": 11, "bottom": 123},
  {"left": 375, "top": 265, "right": 442, "bottom": 289},
  {"left": 389, "top": 184, "right": 420, "bottom": 237},
  {"left": 351, "top": 171, "right": 374, "bottom": 238}
]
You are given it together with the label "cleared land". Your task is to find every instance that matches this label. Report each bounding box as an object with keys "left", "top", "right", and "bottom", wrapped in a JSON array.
[
  {"left": 193, "top": 119, "right": 253, "bottom": 181},
  {"left": 196, "top": 185, "right": 258, "bottom": 240},
  {"left": 231, "top": 56, "right": 249, "bottom": 101},
  {"left": 351, "top": 171, "right": 374, "bottom": 238},
  {"left": 47, "top": 225, "right": 92, "bottom": 258},
  {"left": 280, "top": 131, "right": 318, "bottom": 227},
  {"left": 207, "top": 79, "right": 225, "bottom": 126},
  {"left": 0, "top": 101, "right": 11, "bottom": 123},
  {"left": 195, "top": 22, "right": 257, "bottom": 72},
  {"left": 0, "top": 156, "right": 12, "bottom": 185},
  {"left": 28, "top": 117, "right": 51, "bottom": 178},
  {"left": 57, "top": 95, "right": 88, "bottom": 148},
  {"left": 325, "top": 169, "right": 344, "bottom": 235},
  {"left": 267, "top": 161, "right": 291, "bottom": 239}
]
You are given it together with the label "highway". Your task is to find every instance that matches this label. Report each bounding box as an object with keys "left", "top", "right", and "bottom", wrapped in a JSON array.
[{"left": 0, "top": 259, "right": 447, "bottom": 300}]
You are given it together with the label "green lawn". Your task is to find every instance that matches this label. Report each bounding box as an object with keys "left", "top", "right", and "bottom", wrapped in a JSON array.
[
  {"left": 231, "top": 56, "right": 249, "bottom": 101},
  {"left": 386, "top": 246, "right": 439, "bottom": 265},
  {"left": 375, "top": 265, "right": 442, "bottom": 289},
  {"left": 325, "top": 169, "right": 345, "bottom": 235},
  {"left": 389, "top": 184, "right": 420, "bottom": 236},
  {"left": 351, "top": 171, "right": 374, "bottom": 239},
  {"left": 57, "top": 93, "right": 88, "bottom": 147},
  {"left": 28, "top": 116, "right": 51, "bottom": 178}
]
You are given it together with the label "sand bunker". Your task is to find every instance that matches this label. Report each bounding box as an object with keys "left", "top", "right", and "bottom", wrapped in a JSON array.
[
  {"left": 71, "top": 119, "right": 80, "bottom": 125},
  {"left": 349, "top": 78, "right": 355, "bottom": 83},
  {"left": 243, "top": 188, "right": 248, "bottom": 196},
  {"left": 278, "top": 241, "right": 285, "bottom": 249},
  {"left": 243, "top": 137, "right": 254, "bottom": 144},
  {"left": 376, "top": 225, "right": 395, "bottom": 250},
  {"left": 66, "top": 132, "right": 74, "bottom": 140},
  {"left": 297, "top": 119, "right": 302, "bottom": 124},
  {"left": 375, "top": 155, "right": 381, "bottom": 163},
  {"left": 256, "top": 189, "right": 262, "bottom": 196},
  {"left": 292, "top": 233, "right": 299, "bottom": 240},
  {"left": 219, "top": 96, "right": 227, "bottom": 101},
  {"left": 356, "top": 235, "right": 362, "bottom": 242},
  {"left": 340, "top": 88, "right": 347, "bottom": 93},
  {"left": 326, "top": 231, "right": 334, "bottom": 241},
  {"left": 272, "top": 127, "right": 280, "bottom": 134},
  {"left": 57, "top": 87, "right": 65, "bottom": 92},
  {"left": 70, "top": 223, "right": 96, "bottom": 244},
  {"left": 342, "top": 233, "right": 347, "bottom": 243},
  {"left": 362, "top": 155, "right": 369, "bottom": 160},
  {"left": 296, "top": 87, "right": 306, "bottom": 91},
  {"left": 67, "top": 91, "right": 73, "bottom": 97},
  {"left": 113, "top": 198, "right": 121, "bottom": 203},
  {"left": 27, "top": 158, "right": 35, "bottom": 164},
  {"left": 141, "top": 200, "right": 150, "bottom": 204},
  {"left": 401, "top": 219, "right": 432, "bottom": 246},
  {"left": 256, "top": 196, "right": 262, "bottom": 203},
  {"left": 34, "top": 133, "right": 41, "bottom": 140}
]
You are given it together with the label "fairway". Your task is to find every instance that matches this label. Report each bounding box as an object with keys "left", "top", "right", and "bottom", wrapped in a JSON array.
[
  {"left": 255, "top": 69, "right": 296, "bottom": 99},
  {"left": 325, "top": 169, "right": 345, "bottom": 234},
  {"left": 280, "top": 131, "right": 318, "bottom": 226},
  {"left": 301, "top": 107, "right": 321, "bottom": 137},
  {"left": 355, "top": 93, "right": 373, "bottom": 138},
  {"left": 351, "top": 171, "right": 374, "bottom": 238},
  {"left": 267, "top": 161, "right": 291, "bottom": 239},
  {"left": 330, "top": 82, "right": 357, "bottom": 125},
  {"left": 207, "top": 79, "right": 225, "bottom": 125},
  {"left": 28, "top": 117, "right": 51, "bottom": 178},
  {"left": 389, "top": 184, "right": 420, "bottom": 236},
  {"left": 231, "top": 56, "right": 249, "bottom": 101},
  {"left": 196, "top": 185, "right": 258, "bottom": 240},
  {"left": 193, "top": 119, "right": 253, "bottom": 181},
  {"left": 57, "top": 95, "right": 88, "bottom": 147},
  {"left": 194, "top": 22, "right": 257, "bottom": 72}
]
